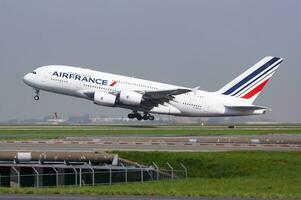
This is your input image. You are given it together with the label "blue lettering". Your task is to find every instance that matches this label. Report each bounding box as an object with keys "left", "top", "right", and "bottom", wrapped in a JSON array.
[
  {"left": 82, "top": 77, "right": 88, "bottom": 82},
  {"left": 95, "top": 79, "right": 103, "bottom": 84},
  {"left": 69, "top": 74, "right": 75, "bottom": 79},
  {"left": 75, "top": 75, "right": 81, "bottom": 80},
  {"left": 52, "top": 71, "right": 59, "bottom": 77},
  {"left": 88, "top": 77, "right": 95, "bottom": 83},
  {"left": 52, "top": 71, "right": 109, "bottom": 86}
]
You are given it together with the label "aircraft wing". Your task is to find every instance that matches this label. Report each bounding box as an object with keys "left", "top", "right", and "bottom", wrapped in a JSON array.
[
  {"left": 141, "top": 88, "right": 191, "bottom": 108},
  {"left": 142, "top": 88, "right": 191, "bottom": 99}
]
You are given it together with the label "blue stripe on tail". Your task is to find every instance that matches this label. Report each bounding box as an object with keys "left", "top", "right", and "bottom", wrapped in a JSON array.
[{"left": 231, "top": 60, "right": 282, "bottom": 96}]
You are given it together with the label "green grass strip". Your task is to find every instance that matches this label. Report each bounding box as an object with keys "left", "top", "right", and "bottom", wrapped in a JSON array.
[{"left": 0, "top": 151, "right": 300, "bottom": 199}]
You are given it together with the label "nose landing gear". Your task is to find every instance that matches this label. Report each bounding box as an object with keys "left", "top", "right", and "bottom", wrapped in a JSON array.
[
  {"left": 34, "top": 89, "right": 40, "bottom": 101},
  {"left": 128, "top": 111, "right": 155, "bottom": 121}
]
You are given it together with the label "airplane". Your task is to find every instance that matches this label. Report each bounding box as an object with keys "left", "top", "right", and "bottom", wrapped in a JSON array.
[{"left": 23, "top": 56, "right": 283, "bottom": 121}]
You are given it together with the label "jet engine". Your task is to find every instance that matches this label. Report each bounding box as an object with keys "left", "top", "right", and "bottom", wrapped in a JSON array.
[
  {"left": 119, "top": 91, "right": 143, "bottom": 106},
  {"left": 94, "top": 91, "right": 116, "bottom": 106}
]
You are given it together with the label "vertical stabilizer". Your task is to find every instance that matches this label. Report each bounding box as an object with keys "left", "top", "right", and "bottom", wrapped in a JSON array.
[{"left": 217, "top": 56, "right": 283, "bottom": 104}]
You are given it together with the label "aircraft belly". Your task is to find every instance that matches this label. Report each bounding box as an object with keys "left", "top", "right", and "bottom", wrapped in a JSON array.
[{"left": 150, "top": 104, "right": 181, "bottom": 115}]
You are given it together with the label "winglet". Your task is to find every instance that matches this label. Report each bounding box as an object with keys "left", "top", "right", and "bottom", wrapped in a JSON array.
[{"left": 192, "top": 86, "right": 200, "bottom": 94}]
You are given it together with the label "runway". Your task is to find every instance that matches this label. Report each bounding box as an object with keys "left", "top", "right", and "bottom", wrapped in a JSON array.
[{"left": 0, "top": 135, "right": 300, "bottom": 152}]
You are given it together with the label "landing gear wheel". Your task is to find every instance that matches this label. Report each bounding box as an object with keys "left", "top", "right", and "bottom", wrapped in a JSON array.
[
  {"left": 142, "top": 113, "right": 155, "bottom": 121},
  {"left": 33, "top": 89, "right": 40, "bottom": 101},
  {"left": 128, "top": 111, "right": 151, "bottom": 121},
  {"left": 148, "top": 115, "right": 155, "bottom": 121},
  {"left": 142, "top": 115, "right": 149, "bottom": 120},
  {"left": 34, "top": 95, "right": 39, "bottom": 101},
  {"left": 128, "top": 113, "right": 135, "bottom": 119},
  {"left": 136, "top": 115, "right": 143, "bottom": 121}
]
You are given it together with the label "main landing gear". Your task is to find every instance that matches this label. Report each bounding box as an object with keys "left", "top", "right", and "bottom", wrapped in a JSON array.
[
  {"left": 128, "top": 112, "right": 155, "bottom": 121},
  {"left": 34, "top": 89, "right": 40, "bottom": 101}
]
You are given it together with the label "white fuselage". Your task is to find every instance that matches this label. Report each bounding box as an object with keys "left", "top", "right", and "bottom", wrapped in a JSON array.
[{"left": 23, "top": 65, "right": 266, "bottom": 117}]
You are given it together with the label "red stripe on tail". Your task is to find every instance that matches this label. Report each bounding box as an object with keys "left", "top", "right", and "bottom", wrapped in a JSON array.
[{"left": 241, "top": 79, "right": 270, "bottom": 99}]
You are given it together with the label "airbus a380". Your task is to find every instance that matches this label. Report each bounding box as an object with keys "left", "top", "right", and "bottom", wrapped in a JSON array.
[{"left": 23, "top": 56, "right": 283, "bottom": 121}]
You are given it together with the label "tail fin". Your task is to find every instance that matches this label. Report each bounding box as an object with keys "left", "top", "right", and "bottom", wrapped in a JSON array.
[{"left": 217, "top": 56, "right": 283, "bottom": 104}]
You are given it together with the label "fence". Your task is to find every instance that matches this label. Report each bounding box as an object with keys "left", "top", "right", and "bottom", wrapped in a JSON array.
[{"left": 0, "top": 162, "right": 187, "bottom": 188}]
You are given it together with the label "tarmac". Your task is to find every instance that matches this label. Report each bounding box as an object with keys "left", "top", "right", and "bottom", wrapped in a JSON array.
[{"left": 0, "top": 135, "right": 300, "bottom": 152}]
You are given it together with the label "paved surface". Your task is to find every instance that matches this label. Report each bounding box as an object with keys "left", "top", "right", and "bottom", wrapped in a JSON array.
[
  {"left": 0, "top": 195, "right": 266, "bottom": 200},
  {"left": 0, "top": 135, "right": 300, "bottom": 152},
  {"left": 65, "top": 135, "right": 301, "bottom": 144},
  {"left": 0, "top": 142, "right": 299, "bottom": 152}
]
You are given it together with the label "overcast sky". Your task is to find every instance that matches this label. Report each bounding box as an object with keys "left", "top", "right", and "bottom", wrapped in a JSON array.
[{"left": 0, "top": 0, "right": 300, "bottom": 122}]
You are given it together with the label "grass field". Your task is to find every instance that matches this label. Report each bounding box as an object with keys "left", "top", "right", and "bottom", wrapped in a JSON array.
[
  {"left": 1, "top": 151, "right": 301, "bottom": 199},
  {"left": 0, "top": 124, "right": 301, "bottom": 140}
]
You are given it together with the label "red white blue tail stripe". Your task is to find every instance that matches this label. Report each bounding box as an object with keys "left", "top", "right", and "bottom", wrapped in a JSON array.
[{"left": 218, "top": 56, "right": 283, "bottom": 103}]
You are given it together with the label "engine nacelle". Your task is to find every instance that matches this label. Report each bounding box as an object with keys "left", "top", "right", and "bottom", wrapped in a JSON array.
[
  {"left": 119, "top": 91, "right": 143, "bottom": 106},
  {"left": 94, "top": 91, "right": 116, "bottom": 107}
]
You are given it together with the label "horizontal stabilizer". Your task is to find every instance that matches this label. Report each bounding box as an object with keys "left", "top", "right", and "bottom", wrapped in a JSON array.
[{"left": 225, "top": 105, "right": 270, "bottom": 111}]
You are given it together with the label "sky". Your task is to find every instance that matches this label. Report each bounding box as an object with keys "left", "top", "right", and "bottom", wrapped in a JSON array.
[{"left": 0, "top": 0, "right": 300, "bottom": 122}]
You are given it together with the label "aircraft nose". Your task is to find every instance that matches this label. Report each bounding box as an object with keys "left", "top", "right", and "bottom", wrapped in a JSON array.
[{"left": 23, "top": 73, "right": 32, "bottom": 85}]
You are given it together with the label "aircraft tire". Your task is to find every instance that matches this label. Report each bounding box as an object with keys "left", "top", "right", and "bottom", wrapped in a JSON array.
[
  {"left": 136, "top": 114, "right": 143, "bottom": 120},
  {"left": 128, "top": 113, "right": 135, "bottom": 119},
  {"left": 34, "top": 95, "right": 39, "bottom": 101},
  {"left": 149, "top": 115, "right": 155, "bottom": 120}
]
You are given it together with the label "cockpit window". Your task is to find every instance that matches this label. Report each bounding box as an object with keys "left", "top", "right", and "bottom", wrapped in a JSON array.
[{"left": 32, "top": 71, "right": 36, "bottom": 74}]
